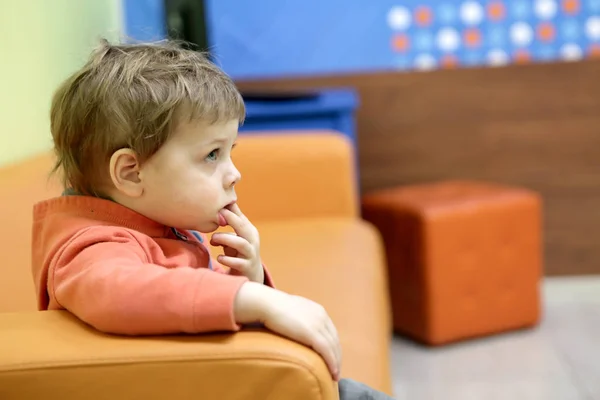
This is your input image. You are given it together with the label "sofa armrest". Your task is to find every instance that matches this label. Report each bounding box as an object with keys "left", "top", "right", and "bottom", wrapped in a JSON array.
[
  {"left": 234, "top": 130, "right": 359, "bottom": 222},
  {"left": 0, "top": 311, "right": 338, "bottom": 400}
]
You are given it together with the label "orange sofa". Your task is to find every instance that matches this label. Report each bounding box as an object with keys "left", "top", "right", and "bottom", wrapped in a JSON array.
[{"left": 0, "top": 131, "right": 393, "bottom": 399}]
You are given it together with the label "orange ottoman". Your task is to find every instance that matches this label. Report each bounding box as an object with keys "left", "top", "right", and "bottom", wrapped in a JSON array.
[{"left": 361, "top": 180, "right": 542, "bottom": 345}]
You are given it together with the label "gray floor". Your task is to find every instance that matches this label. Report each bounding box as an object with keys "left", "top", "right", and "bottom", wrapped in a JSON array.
[{"left": 390, "top": 277, "right": 600, "bottom": 400}]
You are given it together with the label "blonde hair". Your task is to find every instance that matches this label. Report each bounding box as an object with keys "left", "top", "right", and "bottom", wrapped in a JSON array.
[{"left": 50, "top": 39, "right": 245, "bottom": 195}]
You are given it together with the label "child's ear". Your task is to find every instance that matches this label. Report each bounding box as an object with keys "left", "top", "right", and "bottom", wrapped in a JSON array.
[{"left": 109, "top": 149, "right": 143, "bottom": 197}]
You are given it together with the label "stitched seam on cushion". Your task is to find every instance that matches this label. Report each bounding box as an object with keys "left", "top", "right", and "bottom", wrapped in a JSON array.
[{"left": 0, "top": 353, "right": 325, "bottom": 376}]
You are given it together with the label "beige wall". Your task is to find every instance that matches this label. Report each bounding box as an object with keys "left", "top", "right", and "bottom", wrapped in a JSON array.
[{"left": 0, "top": 0, "right": 121, "bottom": 167}]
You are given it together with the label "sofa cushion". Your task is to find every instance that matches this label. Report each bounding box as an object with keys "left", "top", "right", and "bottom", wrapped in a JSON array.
[{"left": 215, "top": 217, "right": 393, "bottom": 394}]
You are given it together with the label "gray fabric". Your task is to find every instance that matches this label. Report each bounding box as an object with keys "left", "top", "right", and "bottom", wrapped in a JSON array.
[{"left": 338, "top": 379, "right": 396, "bottom": 400}]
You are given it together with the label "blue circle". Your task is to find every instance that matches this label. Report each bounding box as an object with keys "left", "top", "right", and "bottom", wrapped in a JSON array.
[
  {"left": 488, "top": 26, "right": 506, "bottom": 47},
  {"left": 414, "top": 31, "right": 434, "bottom": 51},
  {"left": 562, "top": 20, "right": 580, "bottom": 40},
  {"left": 438, "top": 3, "right": 457, "bottom": 24},
  {"left": 589, "top": 0, "right": 600, "bottom": 12},
  {"left": 512, "top": 1, "right": 530, "bottom": 19}
]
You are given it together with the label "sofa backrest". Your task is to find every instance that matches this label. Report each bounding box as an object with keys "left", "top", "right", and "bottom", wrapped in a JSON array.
[
  {"left": 0, "top": 153, "right": 60, "bottom": 312},
  {"left": 232, "top": 131, "right": 359, "bottom": 222}
]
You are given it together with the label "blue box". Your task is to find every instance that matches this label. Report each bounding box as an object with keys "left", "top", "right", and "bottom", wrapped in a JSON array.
[
  {"left": 239, "top": 88, "right": 359, "bottom": 147},
  {"left": 240, "top": 87, "right": 361, "bottom": 194}
]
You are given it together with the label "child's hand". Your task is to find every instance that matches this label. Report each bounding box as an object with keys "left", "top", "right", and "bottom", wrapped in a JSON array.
[
  {"left": 234, "top": 282, "right": 342, "bottom": 381},
  {"left": 210, "top": 203, "right": 264, "bottom": 283},
  {"left": 264, "top": 293, "right": 342, "bottom": 381}
]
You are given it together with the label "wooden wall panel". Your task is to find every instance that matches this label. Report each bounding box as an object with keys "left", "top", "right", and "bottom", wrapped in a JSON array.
[{"left": 236, "top": 59, "right": 600, "bottom": 276}]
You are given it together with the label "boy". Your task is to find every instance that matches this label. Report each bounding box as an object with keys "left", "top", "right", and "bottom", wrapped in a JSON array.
[{"left": 32, "top": 39, "right": 394, "bottom": 400}]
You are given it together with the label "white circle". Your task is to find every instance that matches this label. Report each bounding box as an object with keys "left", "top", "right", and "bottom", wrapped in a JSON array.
[
  {"left": 460, "top": 1, "right": 484, "bottom": 26},
  {"left": 387, "top": 6, "right": 412, "bottom": 30},
  {"left": 414, "top": 54, "right": 437, "bottom": 70},
  {"left": 510, "top": 22, "right": 534, "bottom": 46},
  {"left": 586, "top": 16, "right": 600, "bottom": 40},
  {"left": 560, "top": 43, "right": 583, "bottom": 61},
  {"left": 437, "top": 28, "right": 461, "bottom": 52},
  {"left": 534, "top": 0, "right": 558, "bottom": 20},
  {"left": 487, "top": 49, "right": 509, "bottom": 66}
]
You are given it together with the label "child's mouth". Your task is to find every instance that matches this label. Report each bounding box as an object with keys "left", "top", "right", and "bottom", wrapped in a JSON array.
[{"left": 218, "top": 201, "right": 236, "bottom": 226}]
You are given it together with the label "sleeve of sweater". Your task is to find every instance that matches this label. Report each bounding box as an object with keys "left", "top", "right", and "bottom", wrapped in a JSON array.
[{"left": 47, "top": 227, "right": 249, "bottom": 336}]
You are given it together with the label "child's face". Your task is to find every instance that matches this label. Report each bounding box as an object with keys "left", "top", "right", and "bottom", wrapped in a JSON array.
[{"left": 137, "top": 119, "right": 241, "bottom": 232}]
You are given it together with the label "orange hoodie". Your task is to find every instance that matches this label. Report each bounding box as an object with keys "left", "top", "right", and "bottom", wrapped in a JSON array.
[{"left": 31, "top": 194, "right": 274, "bottom": 335}]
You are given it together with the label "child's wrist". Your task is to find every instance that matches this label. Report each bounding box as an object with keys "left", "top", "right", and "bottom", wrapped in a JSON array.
[{"left": 233, "top": 281, "right": 276, "bottom": 324}]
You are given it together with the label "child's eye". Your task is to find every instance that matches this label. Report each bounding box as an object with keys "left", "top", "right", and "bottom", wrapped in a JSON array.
[{"left": 206, "top": 149, "right": 219, "bottom": 161}]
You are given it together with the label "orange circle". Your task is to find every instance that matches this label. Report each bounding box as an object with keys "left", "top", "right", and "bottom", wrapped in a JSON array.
[
  {"left": 441, "top": 55, "right": 459, "bottom": 68},
  {"left": 588, "top": 44, "right": 600, "bottom": 57},
  {"left": 415, "top": 6, "right": 433, "bottom": 27},
  {"left": 464, "top": 28, "right": 482, "bottom": 48},
  {"left": 392, "top": 34, "right": 410, "bottom": 52},
  {"left": 514, "top": 49, "right": 531, "bottom": 64},
  {"left": 562, "top": 0, "right": 580, "bottom": 14},
  {"left": 488, "top": 1, "right": 505, "bottom": 21},
  {"left": 537, "top": 22, "right": 556, "bottom": 42}
]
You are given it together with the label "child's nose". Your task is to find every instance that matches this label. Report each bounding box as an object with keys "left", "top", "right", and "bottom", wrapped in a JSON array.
[{"left": 226, "top": 165, "right": 241, "bottom": 188}]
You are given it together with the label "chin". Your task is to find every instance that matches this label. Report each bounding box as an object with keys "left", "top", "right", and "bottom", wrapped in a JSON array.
[{"left": 195, "top": 222, "right": 220, "bottom": 234}]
